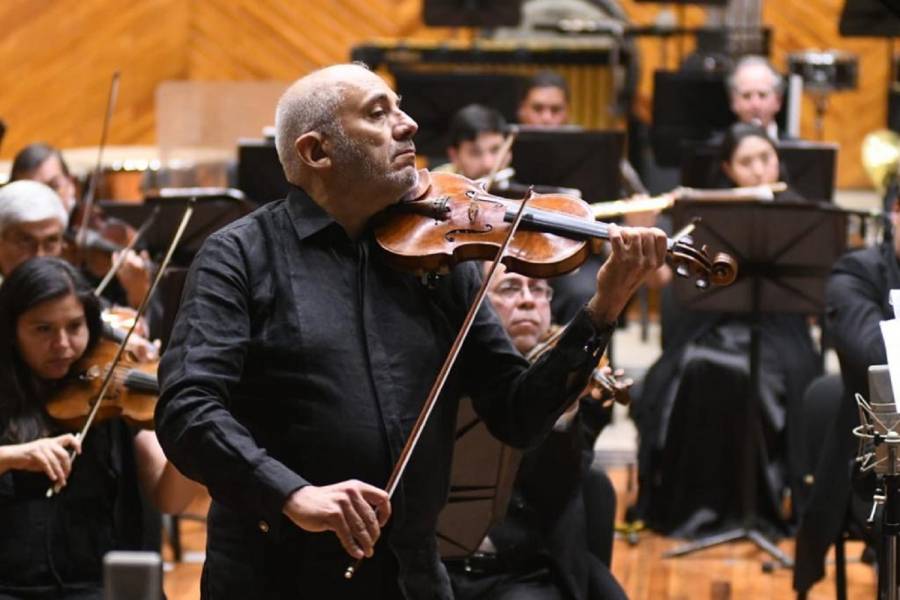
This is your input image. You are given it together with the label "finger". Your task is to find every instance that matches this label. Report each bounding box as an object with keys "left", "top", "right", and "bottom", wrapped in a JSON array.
[
  {"left": 36, "top": 453, "right": 58, "bottom": 482},
  {"left": 344, "top": 504, "right": 375, "bottom": 557},
  {"left": 57, "top": 433, "right": 82, "bottom": 455},
  {"left": 334, "top": 512, "right": 365, "bottom": 560},
  {"left": 607, "top": 223, "right": 624, "bottom": 257},
  {"left": 48, "top": 442, "right": 73, "bottom": 477},
  {"left": 638, "top": 231, "right": 657, "bottom": 268},
  {"left": 349, "top": 490, "right": 381, "bottom": 552},
  {"left": 358, "top": 487, "right": 392, "bottom": 527},
  {"left": 653, "top": 229, "right": 668, "bottom": 266},
  {"left": 41, "top": 447, "right": 66, "bottom": 485}
]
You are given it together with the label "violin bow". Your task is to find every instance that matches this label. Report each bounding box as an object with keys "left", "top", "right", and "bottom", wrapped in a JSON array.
[
  {"left": 481, "top": 126, "right": 518, "bottom": 193},
  {"left": 344, "top": 188, "right": 535, "bottom": 580},
  {"left": 75, "top": 71, "right": 120, "bottom": 253},
  {"left": 93, "top": 205, "right": 161, "bottom": 298},
  {"left": 47, "top": 200, "right": 196, "bottom": 498}
]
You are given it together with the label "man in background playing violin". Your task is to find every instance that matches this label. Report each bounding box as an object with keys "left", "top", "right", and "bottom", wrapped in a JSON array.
[
  {"left": 0, "top": 180, "right": 158, "bottom": 362},
  {"left": 156, "top": 62, "right": 666, "bottom": 599},
  {"left": 447, "top": 263, "right": 627, "bottom": 600},
  {"left": 10, "top": 142, "right": 153, "bottom": 311}
]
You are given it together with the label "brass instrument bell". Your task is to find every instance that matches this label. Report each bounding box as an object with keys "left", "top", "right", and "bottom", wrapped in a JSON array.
[{"left": 862, "top": 130, "right": 900, "bottom": 192}]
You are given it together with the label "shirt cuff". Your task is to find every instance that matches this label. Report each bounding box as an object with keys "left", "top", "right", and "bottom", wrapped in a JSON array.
[
  {"left": 563, "top": 308, "right": 615, "bottom": 363},
  {"left": 252, "top": 457, "right": 309, "bottom": 538}
]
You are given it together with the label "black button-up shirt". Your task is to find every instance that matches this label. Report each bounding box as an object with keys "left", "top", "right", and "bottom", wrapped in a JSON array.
[{"left": 156, "top": 185, "right": 612, "bottom": 599}]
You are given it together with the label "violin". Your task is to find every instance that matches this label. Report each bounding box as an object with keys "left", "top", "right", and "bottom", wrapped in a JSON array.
[
  {"left": 45, "top": 337, "right": 158, "bottom": 430},
  {"left": 375, "top": 171, "right": 737, "bottom": 289},
  {"left": 526, "top": 324, "right": 632, "bottom": 407},
  {"left": 62, "top": 209, "right": 139, "bottom": 281}
]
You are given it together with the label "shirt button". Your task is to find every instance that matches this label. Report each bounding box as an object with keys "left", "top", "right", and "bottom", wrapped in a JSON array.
[{"left": 258, "top": 520, "right": 270, "bottom": 533}]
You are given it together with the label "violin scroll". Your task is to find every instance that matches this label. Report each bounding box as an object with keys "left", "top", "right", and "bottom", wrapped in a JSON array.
[{"left": 668, "top": 239, "right": 738, "bottom": 289}]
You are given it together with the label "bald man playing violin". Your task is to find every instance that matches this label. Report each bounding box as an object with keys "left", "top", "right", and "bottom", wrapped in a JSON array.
[{"left": 156, "top": 63, "right": 667, "bottom": 600}]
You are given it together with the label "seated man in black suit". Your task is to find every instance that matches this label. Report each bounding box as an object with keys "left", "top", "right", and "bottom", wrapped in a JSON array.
[
  {"left": 793, "top": 196, "right": 900, "bottom": 594},
  {"left": 447, "top": 263, "right": 627, "bottom": 600}
]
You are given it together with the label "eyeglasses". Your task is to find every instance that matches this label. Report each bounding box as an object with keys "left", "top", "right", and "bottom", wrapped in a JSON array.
[
  {"left": 1, "top": 230, "right": 63, "bottom": 256},
  {"left": 490, "top": 279, "right": 554, "bottom": 301}
]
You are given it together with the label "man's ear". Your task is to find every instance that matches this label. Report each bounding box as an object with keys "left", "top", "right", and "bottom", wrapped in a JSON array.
[
  {"left": 447, "top": 146, "right": 459, "bottom": 168},
  {"left": 295, "top": 132, "right": 331, "bottom": 171}
]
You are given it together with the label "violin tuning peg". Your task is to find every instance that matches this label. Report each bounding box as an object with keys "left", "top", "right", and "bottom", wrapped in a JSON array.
[
  {"left": 695, "top": 277, "right": 709, "bottom": 290},
  {"left": 676, "top": 263, "right": 690, "bottom": 278},
  {"left": 701, "top": 244, "right": 709, "bottom": 254}
]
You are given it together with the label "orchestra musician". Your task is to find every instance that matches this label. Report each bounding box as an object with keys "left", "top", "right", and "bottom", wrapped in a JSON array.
[
  {"left": 727, "top": 56, "right": 787, "bottom": 140},
  {"left": 0, "top": 180, "right": 158, "bottom": 362},
  {"left": 155, "top": 63, "right": 667, "bottom": 599},
  {"left": 0, "top": 256, "right": 198, "bottom": 599},
  {"left": 438, "top": 104, "right": 510, "bottom": 180},
  {"left": 631, "top": 122, "right": 820, "bottom": 537},
  {"left": 793, "top": 195, "right": 900, "bottom": 593},
  {"left": 9, "top": 143, "right": 153, "bottom": 312},
  {"left": 447, "top": 263, "right": 626, "bottom": 600},
  {"left": 518, "top": 71, "right": 570, "bottom": 128},
  {"left": 10, "top": 143, "right": 78, "bottom": 214}
]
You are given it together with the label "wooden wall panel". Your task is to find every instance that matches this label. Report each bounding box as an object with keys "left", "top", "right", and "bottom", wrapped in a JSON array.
[
  {"left": 0, "top": 0, "right": 892, "bottom": 187},
  {"left": 0, "top": 0, "right": 189, "bottom": 159}
]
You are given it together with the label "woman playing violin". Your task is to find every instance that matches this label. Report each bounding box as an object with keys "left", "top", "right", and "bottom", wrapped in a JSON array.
[{"left": 0, "top": 257, "right": 198, "bottom": 599}]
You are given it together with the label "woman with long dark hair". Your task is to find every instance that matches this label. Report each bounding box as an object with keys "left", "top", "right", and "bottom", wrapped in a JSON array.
[{"left": 0, "top": 257, "right": 197, "bottom": 599}]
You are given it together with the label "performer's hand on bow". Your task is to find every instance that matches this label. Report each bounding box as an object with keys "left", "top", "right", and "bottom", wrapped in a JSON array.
[
  {"left": 587, "top": 224, "right": 667, "bottom": 326},
  {"left": 0, "top": 434, "right": 82, "bottom": 487},
  {"left": 282, "top": 480, "right": 392, "bottom": 559}
]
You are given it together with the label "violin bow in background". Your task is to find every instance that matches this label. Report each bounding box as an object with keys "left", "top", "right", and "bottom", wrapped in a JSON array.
[
  {"left": 75, "top": 71, "right": 120, "bottom": 253},
  {"left": 93, "top": 205, "right": 161, "bottom": 298},
  {"left": 47, "top": 200, "right": 196, "bottom": 498}
]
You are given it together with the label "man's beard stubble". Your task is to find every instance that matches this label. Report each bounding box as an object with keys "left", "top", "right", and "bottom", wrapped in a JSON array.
[{"left": 330, "top": 133, "right": 418, "bottom": 200}]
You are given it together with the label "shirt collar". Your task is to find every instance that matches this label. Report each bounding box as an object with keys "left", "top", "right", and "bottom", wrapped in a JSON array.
[{"left": 285, "top": 184, "right": 339, "bottom": 242}]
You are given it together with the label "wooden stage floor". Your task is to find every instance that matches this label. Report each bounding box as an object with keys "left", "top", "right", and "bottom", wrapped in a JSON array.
[{"left": 162, "top": 468, "right": 877, "bottom": 600}]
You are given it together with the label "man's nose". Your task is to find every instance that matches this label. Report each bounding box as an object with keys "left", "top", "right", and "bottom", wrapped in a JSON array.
[{"left": 395, "top": 110, "right": 418, "bottom": 139}]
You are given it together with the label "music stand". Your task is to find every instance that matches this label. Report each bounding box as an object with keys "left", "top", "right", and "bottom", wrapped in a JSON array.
[
  {"left": 662, "top": 199, "right": 848, "bottom": 566},
  {"left": 98, "top": 187, "right": 254, "bottom": 267},
  {"left": 511, "top": 128, "right": 624, "bottom": 201},
  {"left": 393, "top": 70, "right": 526, "bottom": 164},
  {"left": 238, "top": 138, "right": 290, "bottom": 205},
  {"left": 423, "top": 0, "right": 521, "bottom": 27},
  {"left": 839, "top": 0, "right": 900, "bottom": 36}
]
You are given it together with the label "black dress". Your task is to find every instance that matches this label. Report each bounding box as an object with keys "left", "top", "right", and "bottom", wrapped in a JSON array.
[
  {"left": 632, "top": 190, "right": 820, "bottom": 538},
  {"left": 0, "top": 420, "right": 144, "bottom": 599}
]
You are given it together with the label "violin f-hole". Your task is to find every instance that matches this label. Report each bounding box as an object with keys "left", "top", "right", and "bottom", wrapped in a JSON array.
[{"left": 445, "top": 225, "right": 493, "bottom": 243}]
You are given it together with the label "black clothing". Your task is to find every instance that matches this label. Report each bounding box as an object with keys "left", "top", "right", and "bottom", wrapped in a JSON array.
[
  {"left": 156, "top": 185, "right": 613, "bottom": 599},
  {"left": 550, "top": 254, "right": 607, "bottom": 326},
  {"left": 448, "top": 401, "right": 625, "bottom": 600},
  {"left": 633, "top": 207, "right": 820, "bottom": 537},
  {"left": 0, "top": 420, "right": 144, "bottom": 599},
  {"left": 794, "top": 243, "right": 900, "bottom": 593}
]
